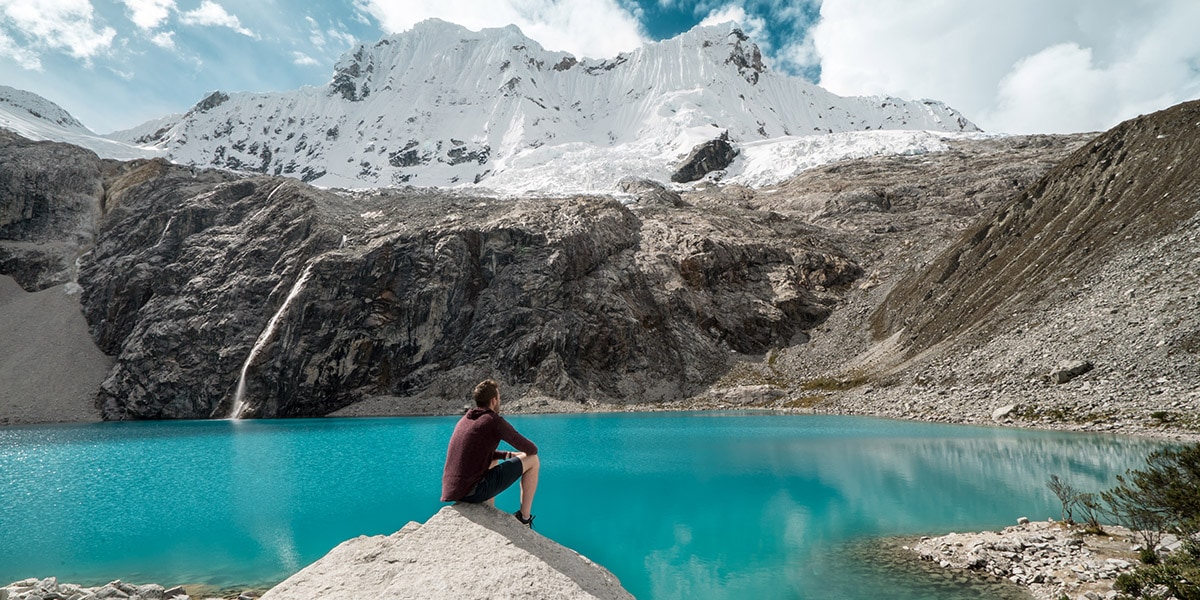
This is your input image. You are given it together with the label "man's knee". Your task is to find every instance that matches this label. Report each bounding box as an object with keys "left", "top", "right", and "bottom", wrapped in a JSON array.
[{"left": 520, "top": 453, "right": 539, "bottom": 472}]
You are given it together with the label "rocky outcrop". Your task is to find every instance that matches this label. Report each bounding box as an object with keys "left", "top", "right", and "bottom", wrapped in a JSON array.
[
  {"left": 74, "top": 157, "right": 850, "bottom": 419},
  {"left": 671, "top": 134, "right": 738, "bottom": 183},
  {"left": 260, "top": 503, "right": 633, "bottom": 600},
  {"left": 0, "top": 129, "right": 105, "bottom": 290}
]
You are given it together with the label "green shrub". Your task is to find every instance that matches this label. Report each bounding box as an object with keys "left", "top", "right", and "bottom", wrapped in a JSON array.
[{"left": 1102, "top": 443, "right": 1200, "bottom": 599}]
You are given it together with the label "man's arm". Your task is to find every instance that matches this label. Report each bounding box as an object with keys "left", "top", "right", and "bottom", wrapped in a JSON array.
[{"left": 498, "top": 417, "right": 538, "bottom": 456}]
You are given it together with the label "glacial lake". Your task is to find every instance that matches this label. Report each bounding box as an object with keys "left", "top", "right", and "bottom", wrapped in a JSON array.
[{"left": 0, "top": 412, "right": 1168, "bottom": 599}]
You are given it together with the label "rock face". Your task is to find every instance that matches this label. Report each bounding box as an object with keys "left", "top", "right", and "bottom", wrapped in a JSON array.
[
  {"left": 831, "top": 100, "right": 1200, "bottom": 434},
  {"left": 0, "top": 129, "right": 105, "bottom": 290},
  {"left": 76, "top": 158, "right": 850, "bottom": 419},
  {"left": 671, "top": 135, "right": 738, "bottom": 183},
  {"left": 260, "top": 503, "right": 634, "bottom": 600}
]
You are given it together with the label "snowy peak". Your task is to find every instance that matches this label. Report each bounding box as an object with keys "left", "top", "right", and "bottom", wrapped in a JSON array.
[
  {"left": 110, "top": 19, "right": 980, "bottom": 192},
  {"left": 0, "top": 85, "right": 162, "bottom": 161},
  {"left": 0, "top": 85, "right": 91, "bottom": 134}
]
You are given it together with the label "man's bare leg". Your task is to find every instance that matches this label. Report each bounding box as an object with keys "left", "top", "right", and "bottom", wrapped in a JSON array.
[{"left": 512, "top": 452, "right": 540, "bottom": 520}]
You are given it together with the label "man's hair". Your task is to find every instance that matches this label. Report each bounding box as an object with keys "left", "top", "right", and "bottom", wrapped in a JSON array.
[{"left": 473, "top": 379, "right": 500, "bottom": 408}]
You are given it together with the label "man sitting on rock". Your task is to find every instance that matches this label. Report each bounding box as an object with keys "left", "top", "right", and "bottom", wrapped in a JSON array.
[{"left": 441, "top": 379, "right": 540, "bottom": 527}]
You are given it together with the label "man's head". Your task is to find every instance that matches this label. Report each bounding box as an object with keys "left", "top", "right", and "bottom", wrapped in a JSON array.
[{"left": 473, "top": 379, "right": 500, "bottom": 409}]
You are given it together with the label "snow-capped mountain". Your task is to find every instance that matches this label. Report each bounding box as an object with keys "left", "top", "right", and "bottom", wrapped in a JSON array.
[
  {"left": 0, "top": 85, "right": 162, "bottom": 161},
  {"left": 109, "top": 19, "right": 979, "bottom": 192}
]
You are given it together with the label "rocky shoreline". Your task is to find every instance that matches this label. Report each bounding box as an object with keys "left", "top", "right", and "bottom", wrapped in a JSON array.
[
  {"left": 0, "top": 579, "right": 264, "bottom": 600},
  {"left": 908, "top": 519, "right": 1186, "bottom": 600}
]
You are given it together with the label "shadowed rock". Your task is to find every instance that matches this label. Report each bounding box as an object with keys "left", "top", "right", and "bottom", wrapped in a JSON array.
[{"left": 671, "top": 134, "right": 738, "bottom": 183}]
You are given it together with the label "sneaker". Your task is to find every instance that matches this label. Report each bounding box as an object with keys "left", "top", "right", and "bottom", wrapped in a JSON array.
[{"left": 513, "top": 510, "right": 535, "bottom": 529}]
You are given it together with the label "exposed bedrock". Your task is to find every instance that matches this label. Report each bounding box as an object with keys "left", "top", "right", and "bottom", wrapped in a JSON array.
[
  {"left": 0, "top": 130, "right": 105, "bottom": 290},
  {"left": 78, "top": 164, "right": 852, "bottom": 419}
]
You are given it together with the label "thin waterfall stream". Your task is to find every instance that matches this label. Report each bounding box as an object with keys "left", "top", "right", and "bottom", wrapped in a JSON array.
[{"left": 228, "top": 262, "right": 316, "bottom": 419}]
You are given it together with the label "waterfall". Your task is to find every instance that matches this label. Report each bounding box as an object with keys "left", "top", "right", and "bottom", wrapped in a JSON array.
[
  {"left": 228, "top": 262, "right": 316, "bottom": 419},
  {"left": 155, "top": 215, "right": 176, "bottom": 246}
]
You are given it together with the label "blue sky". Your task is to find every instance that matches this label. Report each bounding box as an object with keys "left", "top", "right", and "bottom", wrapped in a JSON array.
[{"left": 1, "top": 0, "right": 1198, "bottom": 135}]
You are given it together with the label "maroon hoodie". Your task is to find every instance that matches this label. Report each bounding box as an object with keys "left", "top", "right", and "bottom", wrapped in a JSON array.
[{"left": 441, "top": 408, "right": 538, "bottom": 502}]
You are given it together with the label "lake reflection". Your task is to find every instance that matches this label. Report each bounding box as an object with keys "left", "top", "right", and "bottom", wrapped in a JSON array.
[{"left": 0, "top": 413, "right": 1167, "bottom": 600}]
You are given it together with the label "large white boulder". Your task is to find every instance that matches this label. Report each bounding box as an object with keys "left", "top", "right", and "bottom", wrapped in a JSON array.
[{"left": 260, "top": 503, "right": 633, "bottom": 600}]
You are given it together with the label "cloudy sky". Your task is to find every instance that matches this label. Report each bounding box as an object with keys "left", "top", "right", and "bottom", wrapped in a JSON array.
[{"left": 1, "top": 0, "right": 1197, "bottom": 135}]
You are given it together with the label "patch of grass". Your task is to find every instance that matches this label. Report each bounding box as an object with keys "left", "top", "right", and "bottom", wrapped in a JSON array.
[
  {"left": 1148, "top": 411, "right": 1200, "bottom": 431},
  {"left": 1152, "top": 410, "right": 1176, "bottom": 423},
  {"left": 799, "top": 371, "right": 872, "bottom": 392},
  {"left": 1015, "top": 405, "right": 1117, "bottom": 424}
]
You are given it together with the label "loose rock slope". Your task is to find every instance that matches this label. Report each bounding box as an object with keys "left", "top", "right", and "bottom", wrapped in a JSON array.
[{"left": 708, "top": 101, "right": 1200, "bottom": 441}]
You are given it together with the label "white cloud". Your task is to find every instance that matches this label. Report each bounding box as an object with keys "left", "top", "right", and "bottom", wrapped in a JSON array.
[
  {"left": 0, "top": 27, "right": 41, "bottom": 69},
  {"left": 292, "top": 51, "right": 318, "bottom": 66},
  {"left": 179, "top": 0, "right": 256, "bottom": 38},
  {"left": 303, "top": 14, "right": 356, "bottom": 55},
  {"left": 698, "top": 5, "right": 766, "bottom": 43},
  {"left": 354, "top": 0, "right": 646, "bottom": 59},
  {"left": 0, "top": 0, "right": 116, "bottom": 62},
  {"left": 810, "top": 0, "right": 1200, "bottom": 134},
  {"left": 150, "top": 29, "right": 175, "bottom": 49},
  {"left": 121, "top": 0, "right": 174, "bottom": 31}
]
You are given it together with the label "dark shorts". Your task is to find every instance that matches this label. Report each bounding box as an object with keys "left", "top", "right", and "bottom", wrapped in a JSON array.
[{"left": 458, "top": 457, "right": 524, "bottom": 503}]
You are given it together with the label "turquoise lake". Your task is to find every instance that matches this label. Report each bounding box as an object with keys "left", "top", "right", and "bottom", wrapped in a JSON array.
[{"left": 0, "top": 412, "right": 1167, "bottom": 599}]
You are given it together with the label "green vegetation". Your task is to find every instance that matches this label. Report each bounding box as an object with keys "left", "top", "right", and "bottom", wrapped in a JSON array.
[
  {"left": 1017, "top": 405, "right": 1117, "bottom": 424},
  {"left": 798, "top": 372, "right": 872, "bottom": 392},
  {"left": 1046, "top": 474, "right": 1079, "bottom": 523},
  {"left": 1148, "top": 411, "right": 1200, "bottom": 431},
  {"left": 1054, "top": 444, "right": 1200, "bottom": 599}
]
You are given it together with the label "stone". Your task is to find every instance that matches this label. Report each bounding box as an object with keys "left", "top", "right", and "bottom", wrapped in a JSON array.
[
  {"left": 1051, "top": 360, "right": 1094, "bottom": 384},
  {"left": 615, "top": 178, "right": 684, "bottom": 208},
  {"left": 670, "top": 134, "right": 738, "bottom": 183},
  {"left": 162, "top": 587, "right": 187, "bottom": 599},
  {"left": 134, "top": 584, "right": 164, "bottom": 600},
  {"left": 992, "top": 404, "right": 1018, "bottom": 421},
  {"left": 93, "top": 584, "right": 128, "bottom": 599},
  {"left": 1017, "top": 516, "right": 1030, "bottom": 525},
  {"left": 260, "top": 503, "right": 633, "bottom": 600}
]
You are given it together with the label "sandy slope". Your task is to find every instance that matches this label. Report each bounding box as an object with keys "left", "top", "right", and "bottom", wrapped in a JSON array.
[{"left": 0, "top": 275, "right": 110, "bottom": 425}]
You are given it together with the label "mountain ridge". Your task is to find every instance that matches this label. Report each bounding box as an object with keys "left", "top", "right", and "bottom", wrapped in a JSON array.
[{"left": 104, "top": 19, "right": 978, "bottom": 192}]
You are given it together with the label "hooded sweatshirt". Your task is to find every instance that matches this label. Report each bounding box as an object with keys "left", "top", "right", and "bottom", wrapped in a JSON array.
[{"left": 441, "top": 407, "right": 538, "bottom": 502}]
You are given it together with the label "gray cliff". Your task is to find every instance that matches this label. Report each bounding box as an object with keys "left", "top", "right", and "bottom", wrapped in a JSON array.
[{"left": 71, "top": 161, "right": 853, "bottom": 419}]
